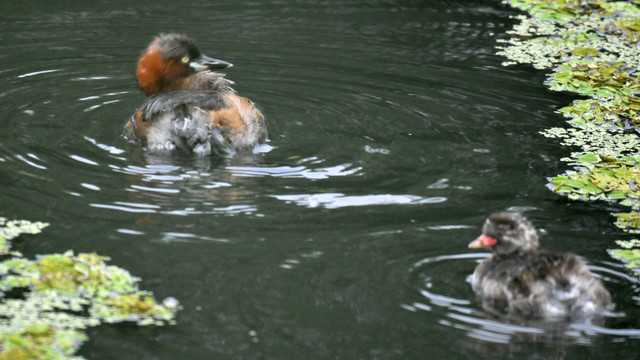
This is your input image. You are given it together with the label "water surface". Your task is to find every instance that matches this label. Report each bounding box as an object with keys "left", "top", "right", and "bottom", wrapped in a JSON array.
[{"left": 1, "top": 0, "right": 639, "bottom": 359}]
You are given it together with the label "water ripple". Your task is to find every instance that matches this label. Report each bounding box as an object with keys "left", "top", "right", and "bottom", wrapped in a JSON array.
[
  {"left": 15, "top": 154, "right": 47, "bottom": 170},
  {"left": 17, "top": 69, "right": 61, "bottom": 78},
  {"left": 227, "top": 163, "right": 362, "bottom": 180},
  {"left": 272, "top": 193, "right": 447, "bottom": 209},
  {"left": 408, "top": 252, "right": 640, "bottom": 346}
]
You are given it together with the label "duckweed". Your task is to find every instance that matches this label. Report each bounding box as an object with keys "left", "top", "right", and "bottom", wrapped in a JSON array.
[
  {"left": 508, "top": 0, "right": 605, "bottom": 21},
  {"left": 497, "top": 0, "right": 640, "bottom": 69},
  {"left": 609, "top": 240, "right": 640, "bottom": 271},
  {"left": 0, "top": 324, "right": 85, "bottom": 360},
  {"left": 613, "top": 212, "right": 640, "bottom": 233},
  {"left": 0, "top": 219, "right": 179, "bottom": 359},
  {"left": 557, "top": 96, "right": 640, "bottom": 130},
  {"left": 549, "top": 160, "right": 640, "bottom": 204},
  {"left": 1, "top": 251, "right": 140, "bottom": 298},
  {"left": 0, "top": 218, "right": 48, "bottom": 255},
  {"left": 547, "top": 62, "right": 640, "bottom": 97},
  {"left": 499, "top": 0, "right": 640, "bottom": 275},
  {"left": 92, "top": 293, "right": 175, "bottom": 325}
]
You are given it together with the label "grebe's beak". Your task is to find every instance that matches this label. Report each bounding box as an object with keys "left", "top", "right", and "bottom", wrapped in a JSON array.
[
  {"left": 190, "top": 54, "right": 233, "bottom": 71},
  {"left": 468, "top": 234, "right": 498, "bottom": 249}
]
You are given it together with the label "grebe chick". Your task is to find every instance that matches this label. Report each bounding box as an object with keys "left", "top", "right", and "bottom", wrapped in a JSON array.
[{"left": 468, "top": 212, "right": 612, "bottom": 319}]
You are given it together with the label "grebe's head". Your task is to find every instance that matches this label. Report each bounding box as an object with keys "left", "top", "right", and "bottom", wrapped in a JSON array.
[
  {"left": 136, "top": 33, "right": 232, "bottom": 95},
  {"left": 468, "top": 212, "right": 539, "bottom": 255}
]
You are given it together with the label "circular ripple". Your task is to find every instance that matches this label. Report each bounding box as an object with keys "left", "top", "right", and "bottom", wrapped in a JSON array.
[{"left": 408, "top": 252, "right": 640, "bottom": 346}]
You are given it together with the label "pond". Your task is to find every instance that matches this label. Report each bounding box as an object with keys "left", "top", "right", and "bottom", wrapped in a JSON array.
[{"left": 0, "top": 0, "right": 639, "bottom": 359}]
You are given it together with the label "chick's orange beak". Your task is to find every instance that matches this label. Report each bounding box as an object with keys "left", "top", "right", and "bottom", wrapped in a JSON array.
[{"left": 468, "top": 234, "right": 498, "bottom": 249}]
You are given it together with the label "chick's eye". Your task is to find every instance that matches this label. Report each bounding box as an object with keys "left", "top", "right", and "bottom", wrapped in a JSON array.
[
  {"left": 497, "top": 223, "right": 513, "bottom": 231},
  {"left": 181, "top": 56, "right": 190, "bottom": 64}
]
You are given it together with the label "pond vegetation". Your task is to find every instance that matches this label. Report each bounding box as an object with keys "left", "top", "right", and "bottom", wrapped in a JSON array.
[
  {"left": 0, "top": 218, "right": 179, "bottom": 359},
  {"left": 497, "top": 0, "right": 640, "bottom": 276}
]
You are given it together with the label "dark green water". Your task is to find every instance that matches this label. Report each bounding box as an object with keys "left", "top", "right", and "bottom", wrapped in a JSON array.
[{"left": 1, "top": 0, "right": 639, "bottom": 359}]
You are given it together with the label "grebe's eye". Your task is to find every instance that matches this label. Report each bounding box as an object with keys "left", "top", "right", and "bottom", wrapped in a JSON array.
[{"left": 181, "top": 56, "right": 190, "bottom": 64}]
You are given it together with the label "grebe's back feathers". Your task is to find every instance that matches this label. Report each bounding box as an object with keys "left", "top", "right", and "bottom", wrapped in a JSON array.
[{"left": 140, "top": 90, "right": 227, "bottom": 122}]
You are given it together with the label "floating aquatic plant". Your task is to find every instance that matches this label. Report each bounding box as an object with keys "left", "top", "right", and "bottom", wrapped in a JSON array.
[
  {"left": 609, "top": 239, "right": 640, "bottom": 272},
  {"left": 607, "top": 16, "right": 640, "bottom": 44},
  {"left": 0, "top": 218, "right": 48, "bottom": 255},
  {"left": 549, "top": 160, "right": 640, "bottom": 205},
  {"left": 557, "top": 96, "right": 640, "bottom": 130},
  {"left": 498, "top": 0, "right": 640, "bottom": 276},
  {"left": 91, "top": 293, "right": 177, "bottom": 325},
  {"left": 497, "top": 0, "right": 640, "bottom": 69},
  {"left": 2, "top": 252, "right": 137, "bottom": 298},
  {"left": 541, "top": 126, "right": 640, "bottom": 158},
  {"left": 0, "top": 219, "right": 179, "bottom": 359},
  {"left": 547, "top": 62, "right": 640, "bottom": 97},
  {"left": 0, "top": 323, "right": 85, "bottom": 360},
  {"left": 507, "top": 0, "right": 604, "bottom": 22},
  {"left": 613, "top": 212, "right": 640, "bottom": 233}
]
